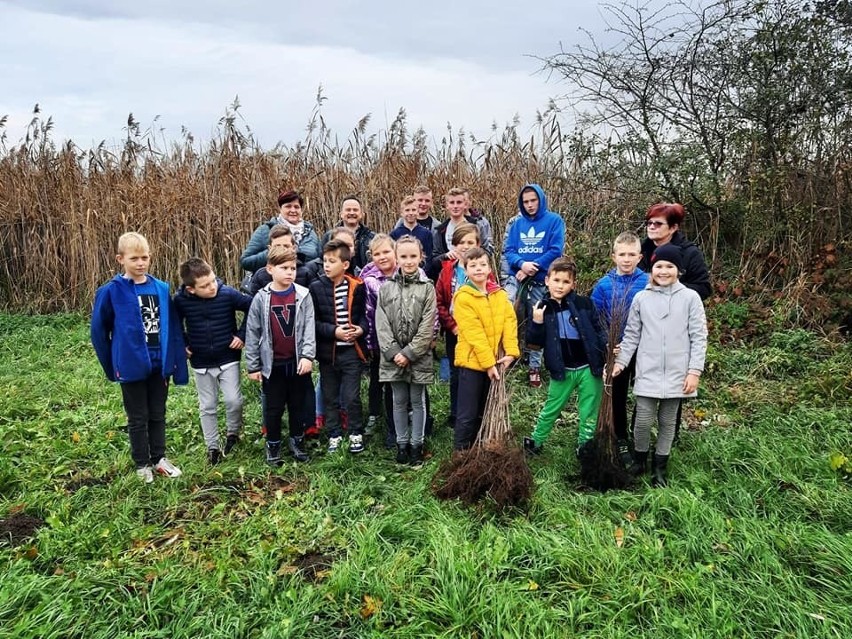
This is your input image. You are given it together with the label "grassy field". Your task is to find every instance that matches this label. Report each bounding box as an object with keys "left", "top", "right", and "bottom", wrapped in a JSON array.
[{"left": 0, "top": 313, "right": 850, "bottom": 638}]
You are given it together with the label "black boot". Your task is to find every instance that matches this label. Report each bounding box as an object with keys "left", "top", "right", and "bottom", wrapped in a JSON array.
[
  {"left": 396, "top": 443, "right": 410, "bottom": 464},
  {"left": 652, "top": 454, "right": 669, "bottom": 487},
  {"left": 523, "top": 436, "right": 543, "bottom": 456},
  {"left": 266, "top": 441, "right": 282, "bottom": 467},
  {"left": 632, "top": 450, "right": 649, "bottom": 476},
  {"left": 617, "top": 439, "right": 637, "bottom": 473},
  {"left": 288, "top": 436, "right": 310, "bottom": 463},
  {"left": 409, "top": 445, "right": 424, "bottom": 467}
]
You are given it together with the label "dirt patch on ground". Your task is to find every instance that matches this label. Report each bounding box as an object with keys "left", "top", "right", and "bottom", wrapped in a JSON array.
[
  {"left": 292, "top": 552, "right": 334, "bottom": 581},
  {"left": 0, "top": 514, "right": 45, "bottom": 546}
]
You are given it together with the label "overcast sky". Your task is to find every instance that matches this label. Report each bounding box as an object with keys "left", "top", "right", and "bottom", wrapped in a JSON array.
[{"left": 1, "top": 0, "right": 615, "bottom": 150}]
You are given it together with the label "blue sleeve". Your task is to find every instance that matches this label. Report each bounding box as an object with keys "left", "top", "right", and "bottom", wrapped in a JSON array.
[
  {"left": 535, "top": 215, "right": 565, "bottom": 270},
  {"left": 590, "top": 277, "right": 610, "bottom": 320},
  {"left": 90, "top": 286, "right": 116, "bottom": 381},
  {"left": 240, "top": 223, "right": 271, "bottom": 272}
]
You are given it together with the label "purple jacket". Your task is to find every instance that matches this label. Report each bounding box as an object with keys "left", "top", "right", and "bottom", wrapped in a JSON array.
[{"left": 361, "top": 261, "right": 395, "bottom": 351}]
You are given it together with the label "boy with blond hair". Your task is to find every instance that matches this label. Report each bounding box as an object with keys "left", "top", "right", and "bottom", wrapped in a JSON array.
[
  {"left": 591, "top": 231, "right": 649, "bottom": 469},
  {"left": 91, "top": 232, "right": 188, "bottom": 482},
  {"left": 390, "top": 195, "right": 434, "bottom": 260}
]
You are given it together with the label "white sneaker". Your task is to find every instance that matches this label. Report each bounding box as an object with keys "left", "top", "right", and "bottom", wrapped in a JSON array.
[
  {"left": 349, "top": 434, "right": 365, "bottom": 454},
  {"left": 327, "top": 436, "right": 343, "bottom": 453},
  {"left": 136, "top": 466, "right": 154, "bottom": 484},
  {"left": 154, "top": 457, "right": 183, "bottom": 478}
]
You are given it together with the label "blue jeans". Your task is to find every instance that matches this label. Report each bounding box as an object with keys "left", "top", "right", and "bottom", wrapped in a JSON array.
[{"left": 504, "top": 277, "right": 546, "bottom": 369}]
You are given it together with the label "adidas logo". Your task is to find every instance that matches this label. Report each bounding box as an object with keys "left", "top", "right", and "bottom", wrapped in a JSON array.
[{"left": 520, "top": 226, "right": 545, "bottom": 246}]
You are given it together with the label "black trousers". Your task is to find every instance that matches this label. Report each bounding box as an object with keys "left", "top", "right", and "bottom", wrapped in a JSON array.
[
  {"left": 120, "top": 372, "right": 169, "bottom": 468},
  {"left": 368, "top": 351, "right": 396, "bottom": 444},
  {"left": 445, "top": 332, "right": 459, "bottom": 421},
  {"left": 612, "top": 354, "right": 636, "bottom": 440},
  {"left": 320, "top": 347, "right": 363, "bottom": 437},
  {"left": 454, "top": 367, "right": 491, "bottom": 450},
  {"left": 263, "top": 363, "right": 311, "bottom": 441}
]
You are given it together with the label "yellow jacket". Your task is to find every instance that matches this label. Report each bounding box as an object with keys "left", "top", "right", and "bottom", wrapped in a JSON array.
[{"left": 452, "top": 281, "right": 520, "bottom": 371}]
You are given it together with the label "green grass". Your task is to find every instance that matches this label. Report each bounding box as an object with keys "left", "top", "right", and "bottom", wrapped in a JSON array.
[{"left": 1, "top": 314, "right": 850, "bottom": 638}]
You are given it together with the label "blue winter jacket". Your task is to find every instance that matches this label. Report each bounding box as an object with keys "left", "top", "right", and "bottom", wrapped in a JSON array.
[
  {"left": 526, "top": 292, "right": 607, "bottom": 380},
  {"left": 503, "top": 184, "right": 566, "bottom": 284},
  {"left": 173, "top": 279, "right": 253, "bottom": 369},
  {"left": 91, "top": 275, "right": 189, "bottom": 384},
  {"left": 590, "top": 268, "right": 649, "bottom": 339}
]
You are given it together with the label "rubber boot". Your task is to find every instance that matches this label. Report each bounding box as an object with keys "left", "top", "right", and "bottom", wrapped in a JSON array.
[
  {"left": 652, "top": 454, "right": 669, "bottom": 487},
  {"left": 632, "top": 450, "right": 649, "bottom": 476},
  {"left": 395, "top": 443, "right": 410, "bottom": 464},
  {"left": 617, "top": 439, "right": 638, "bottom": 473},
  {"left": 266, "top": 441, "right": 282, "bottom": 467},
  {"left": 409, "top": 445, "right": 424, "bottom": 467},
  {"left": 523, "top": 436, "right": 543, "bottom": 456},
  {"left": 288, "top": 436, "right": 310, "bottom": 463}
]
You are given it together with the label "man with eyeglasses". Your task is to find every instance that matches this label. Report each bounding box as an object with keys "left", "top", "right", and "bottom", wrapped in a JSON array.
[{"left": 639, "top": 203, "right": 711, "bottom": 300}]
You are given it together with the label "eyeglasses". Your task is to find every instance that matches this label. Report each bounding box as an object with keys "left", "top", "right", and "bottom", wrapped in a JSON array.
[{"left": 646, "top": 220, "right": 667, "bottom": 228}]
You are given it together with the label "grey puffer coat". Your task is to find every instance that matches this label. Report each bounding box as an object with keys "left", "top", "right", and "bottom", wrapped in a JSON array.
[
  {"left": 615, "top": 281, "right": 707, "bottom": 398},
  {"left": 375, "top": 270, "right": 436, "bottom": 384}
]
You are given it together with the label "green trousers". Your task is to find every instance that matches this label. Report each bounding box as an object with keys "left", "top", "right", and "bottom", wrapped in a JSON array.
[{"left": 532, "top": 366, "right": 602, "bottom": 446}]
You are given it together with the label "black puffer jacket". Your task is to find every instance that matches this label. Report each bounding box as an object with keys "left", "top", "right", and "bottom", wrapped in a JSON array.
[
  {"left": 309, "top": 273, "right": 369, "bottom": 364},
  {"left": 173, "top": 280, "right": 253, "bottom": 368},
  {"left": 640, "top": 232, "right": 712, "bottom": 300}
]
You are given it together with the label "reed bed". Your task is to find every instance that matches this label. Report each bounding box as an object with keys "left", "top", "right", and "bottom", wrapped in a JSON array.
[{"left": 0, "top": 101, "right": 848, "bottom": 313}]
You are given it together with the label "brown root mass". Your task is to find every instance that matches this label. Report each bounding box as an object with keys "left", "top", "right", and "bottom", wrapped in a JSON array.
[{"left": 432, "top": 370, "right": 535, "bottom": 512}]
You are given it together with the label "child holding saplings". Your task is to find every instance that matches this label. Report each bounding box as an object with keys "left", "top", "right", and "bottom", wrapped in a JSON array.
[
  {"left": 450, "top": 247, "right": 519, "bottom": 450},
  {"left": 375, "top": 235, "right": 437, "bottom": 466},
  {"left": 612, "top": 243, "right": 707, "bottom": 486},
  {"left": 523, "top": 258, "right": 607, "bottom": 459}
]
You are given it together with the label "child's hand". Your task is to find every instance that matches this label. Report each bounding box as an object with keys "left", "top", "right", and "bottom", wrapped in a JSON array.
[
  {"left": 520, "top": 261, "right": 539, "bottom": 277},
  {"left": 350, "top": 325, "right": 364, "bottom": 338},
  {"left": 452, "top": 326, "right": 459, "bottom": 336},
  {"left": 613, "top": 342, "right": 621, "bottom": 357},
  {"left": 611, "top": 363, "right": 624, "bottom": 377},
  {"left": 487, "top": 365, "right": 500, "bottom": 381},
  {"left": 532, "top": 301, "right": 546, "bottom": 324},
  {"left": 682, "top": 372, "right": 700, "bottom": 394},
  {"left": 185, "top": 347, "right": 193, "bottom": 357},
  {"left": 496, "top": 354, "right": 515, "bottom": 369},
  {"left": 230, "top": 336, "right": 244, "bottom": 349},
  {"left": 393, "top": 353, "right": 409, "bottom": 368},
  {"left": 297, "top": 358, "right": 313, "bottom": 375},
  {"left": 247, "top": 371, "right": 262, "bottom": 382}
]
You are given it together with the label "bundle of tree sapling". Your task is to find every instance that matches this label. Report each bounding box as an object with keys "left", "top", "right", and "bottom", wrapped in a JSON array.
[
  {"left": 578, "top": 295, "right": 634, "bottom": 491},
  {"left": 432, "top": 366, "right": 534, "bottom": 512}
]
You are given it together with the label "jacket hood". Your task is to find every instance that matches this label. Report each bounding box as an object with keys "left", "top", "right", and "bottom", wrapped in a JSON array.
[
  {"left": 458, "top": 279, "right": 502, "bottom": 298},
  {"left": 517, "top": 183, "right": 548, "bottom": 220}
]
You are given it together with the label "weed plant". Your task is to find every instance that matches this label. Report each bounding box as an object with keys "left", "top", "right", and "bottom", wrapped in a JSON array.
[{"left": 1, "top": 314, "right": 850, "bottom": 638}]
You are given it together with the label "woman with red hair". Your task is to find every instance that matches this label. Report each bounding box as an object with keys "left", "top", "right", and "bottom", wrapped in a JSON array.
[{"left": 639, "top": 203, "right": 711, "bottom": 300}]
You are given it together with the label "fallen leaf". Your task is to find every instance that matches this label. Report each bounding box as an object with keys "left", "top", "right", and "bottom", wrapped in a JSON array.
[
  {"left": 624, "top": 511, "right": 637, "bottom": 522},
  {"left": 71, "top": 431, "right": 81, "bottom": 443},
  {"left": 277, "top": 564, "right": 298, "bottom": 577},
  {"left": 526, "top": 579, "right": 539, "bottom": 591},
  {"left": 360, "top": 594, "right": 382, "bottom": 619},
  {"left": 24, "top": 546, "right": 38, "bottom": 560},
  {"left": 614, "top": 527, "right": 624, "bottom": 548}
]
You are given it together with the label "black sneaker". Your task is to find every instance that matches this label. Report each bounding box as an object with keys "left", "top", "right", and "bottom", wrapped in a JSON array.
[
  {"left": 208, "top": 448, "right": 222, "bottom": 465},
  {"left": 395, "top": 443, "right": 410, "bottom": 464},
  {"left": 409, "top": 445, "right": 424, "bottom": 468},
  {"left": 224, "top": 434, "right": 239, "bottom": 455}
]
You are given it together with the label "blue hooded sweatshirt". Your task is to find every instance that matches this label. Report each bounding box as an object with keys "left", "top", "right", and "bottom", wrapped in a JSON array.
[
  {"left": 590, "top": 267, "right": 649, "bottom": 339},
  {"left": 91, "top": 274, "right": 189, "bottom": 384},
  {"left": 503, "top": 184, "right": 565, "bottom": 284}
]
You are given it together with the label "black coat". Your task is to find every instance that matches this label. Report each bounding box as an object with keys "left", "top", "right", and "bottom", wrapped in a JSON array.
[
  {"left": 640, "top": 232, "right": 712, "bottom": 300},
  {"left": 526, "top": 292, "right": 607, "bottom": 380},
  {"left": 309, "top": 274, "right": 369, "bottom": 364},
  {"left": 174, "top": 280, "right": 253, "bottom": 368}
]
